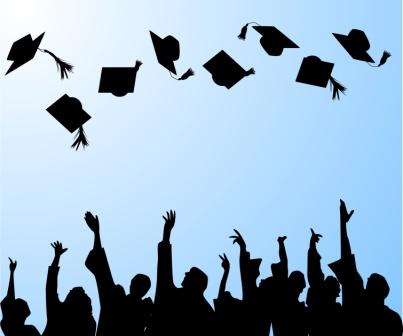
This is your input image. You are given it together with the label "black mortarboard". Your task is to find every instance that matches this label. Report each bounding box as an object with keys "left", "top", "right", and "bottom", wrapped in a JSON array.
[
  {"left": 46, "top": 94, "right": 91, "bottom": 150},
  {"left": 203, "top": 50, "right": 255, "bottom": 89},
  {"left": 296, "top": 56, "right": 346, "bottom": 100},
  {"left": 238, "top": 23, "right": 299, "bottom": 56},
  {"left": 253, "top": 26, "right": 299, "bottom": 56},
  {"left": 99, "top": 61, "right": 142, "bottom": 97},
  {"left": 333, "top": 29, "right": 391, "bottom": 67},
  {"left": 149, "top": 31, "right": 194, "bottom": 80},
  {"left": 6, "top": 33, "right": 44, "bottom": 75},
  {"left": 333, "top": 29, "right": 374, "bottom": 63},
  {"left": 6, "top": 32, "right": 74, "bottom": 79}
]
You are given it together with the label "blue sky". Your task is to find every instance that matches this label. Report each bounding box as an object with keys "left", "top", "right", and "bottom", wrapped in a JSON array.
[{"left": 0, "top": 0, "right": 401, "bottom": 332}]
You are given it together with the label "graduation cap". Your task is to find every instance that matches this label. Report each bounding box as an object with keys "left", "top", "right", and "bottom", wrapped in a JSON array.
[
  {"left": 238, "top": 23, "right": 299, "bottom": 56},
  {"left": 99, "top": 61, "right": 142, "bottom": 97},
  {"left": 149, "top": 31, "right": 194, "bottom": 80},
  {"left": 203, "top": 50, "right": 255, "bottom": 89},
  {"left": 6, "top": 32, "right": 74, "bottom": 79},
  {"left": 46, "top": 94, "right": 91, "bottom": 150},
  {"left": 296, "top": 56, "right": 346, "bottom": 100},
  {"left": 333, "top": 29, "right": 391, "bottom": 67}
]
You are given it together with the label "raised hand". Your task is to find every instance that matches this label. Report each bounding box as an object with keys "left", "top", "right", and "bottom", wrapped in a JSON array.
[
  {"left": 230, "top": 229, "right": 246, "bottom": 251},
  {"left": 277, "top": 236, "right": 287, "bottom": 243},
  {"left": 8, "top": 258, "right": 17, "bottom": 273},
  {"left": 51, "top": 241, "right": 68, "bottom": 257},
  {"left": 340, "top": 199, "right": 354, "bottom": 224},
  {"left": 85, "top": 211, "right": 100, "bottom": 232},
  {"left": 162, "top": 210, "right": 176, "bottom": 242},
  {"left": 310, "top": 228, "right": 322, "bottom": 244},
  {"left": 219, "top": 254, "right": 230, "bottom": 272}
]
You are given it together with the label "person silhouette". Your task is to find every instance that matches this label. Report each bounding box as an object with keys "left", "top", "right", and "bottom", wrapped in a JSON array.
[
  {"left": 84, "top": 212, "right": 153, "bottom": 336},
  {"left": 42, "top": 241, "right": 96, "bottom": 336},
  {"left": 213, "top": 253, "right": 246, "bottom": 336},
  {"left": 306, "top": 228, "right": 342, "bottom": 336},
  {"left": 230, "top": 229, "right": 269, "bottom": 336},
  {"left": 329, "top": 199, "right": 402, "bottom": 336},
  {"left": 148, "top": 210, "right": 214, "bottom": 336},
  {"left": 1, "top": 258, "right": 40, "bottom": 336}
]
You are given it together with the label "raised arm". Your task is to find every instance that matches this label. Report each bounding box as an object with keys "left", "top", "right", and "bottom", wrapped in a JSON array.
[
  {"left": 339, "top": 199, "right": 354, "bottom": 259},
  {"left": 230, "top": 229, "right": 254, "bottom": 301},
  {"left": 85, "top": 212, "right": 101, "bottom": 250},
  {"left": 277, "top": 236, "right": 288, "bottom": 278},
  {"left": 307, "top": 229, "right": 324, "bottom": 287},
  {"left": 6, "top": 258, "right": 17, "bottom": 301},
  {"left": 155, "top": 210, "right": 176, "bottom": 303},
  {"left": 84, "top": 212, "right": 116, "bottom": 304},
  {"left": 218, "top": 254, "right": 230, "bottom": 299},
  {"left": 46, "top": 241, "right": 67, "bottom": 317}
]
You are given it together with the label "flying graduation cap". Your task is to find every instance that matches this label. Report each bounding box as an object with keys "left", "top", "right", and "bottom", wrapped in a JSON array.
[
  {"left": 333, "top": 29, "right": 391, "bottom": 67},
  {"left": 238, "top": 23, "right": 299, "bottom": 56},
  {"left": 203, "top": 50, "right": 255, "bottom": 89},
  {"left": 6, "top": 32, "right": 74, "bottom": 79},
  {"left": 99, "top": 61, "right": 142, "bottom": 97},
  {"left": 46, "top": 94, "right": 91, "bottom": 150},
  {"left": 150, "top": 31, "right": 194, "bottom": 80},
  {"left": 296, "top": 56, "right": 346, "bottom": 100}
]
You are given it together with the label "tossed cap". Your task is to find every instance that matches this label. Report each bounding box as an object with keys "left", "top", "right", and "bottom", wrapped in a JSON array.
[
  {"left": 99, "top": 61, "right": 142, "bottom": 97},
  {"left": 6, "top": 33, "right": 45, "bottom": 75},
  {"left": 296, "top": 56, "right": 346, "bottom": 100},
  {"left": 333, "top": 29, "right": 375, "bottom": 63},
  {"left": 203, "top": 50, "right": 255, "bottom": 89},
  {"left": 253, "top": 26, "right": 299, "bottom": 56},
  {"left": 150, "top": 31, "right": 180, "bottom": 74},
  {"left": 46, "top": 94, "right": 91, "bottom": 133}
]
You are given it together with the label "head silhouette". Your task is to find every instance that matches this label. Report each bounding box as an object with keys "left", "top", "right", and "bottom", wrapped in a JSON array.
[
  {"left": 181, "top": 267, "right": 208, "bottom": 293},
  {"left": 288, "top": 271, "right": 306, "bottom": 299},
  {"left": 130, "top": 274, "right": 151, "bottom": 298},
  {"left": 324, "top": 276, "right": 340, "bottom": 301},
  {"left": 366, "top": 273, "right": 389, "bottom": 303},
  {"left": 64, "top": 287, "right": 93, "bottom": 315},
  {"left": 247, "top": 258, "right": 262, "bottom": 281},
  {"left": 12, "top": 298, "right": 31, "bottom": 324}
]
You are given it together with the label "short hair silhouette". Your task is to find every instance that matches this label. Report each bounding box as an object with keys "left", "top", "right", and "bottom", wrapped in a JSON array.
[
  {"left": 130, "top": 274, "right": 151, "bottom": 297},
  {"left": 181, "top": 267, "right": 208, "bottom": 293}
]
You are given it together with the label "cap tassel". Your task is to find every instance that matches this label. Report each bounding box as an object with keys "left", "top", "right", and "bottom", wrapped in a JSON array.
[
  {"left": 134, "top": 60, "right": 143, "bottom": 71},
  {"left": 39, "top": 48, "right": 74, "bottom": 79},
  {"left": 238, "top": 22, "right": 261, "bottom": 40},
  {"left": 368, "top": 51, "right": 391, "bottom": 68},
  {"left": 169, "top": 68, "right": 195, "bottom": 81},
  {"left": 329, "top": 76, "right": 346, "bottom": 100},
  {"left": 244, "top": 68, "right": 255, "bottom": 77},
  {"left": 178, "top": 68, "right": 194, "bottom": 80},
  {"left": 71, "top": 126, "right": 89, "bottom": 150}
]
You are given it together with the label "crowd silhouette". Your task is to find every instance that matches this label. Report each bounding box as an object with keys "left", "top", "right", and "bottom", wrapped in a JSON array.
[{"left": 1, "top": 200, "right": 402, "bottom": 336}]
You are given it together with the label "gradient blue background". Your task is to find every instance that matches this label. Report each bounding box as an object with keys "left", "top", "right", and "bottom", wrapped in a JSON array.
[{"left": 1, "top": 0, "right": 401, "bottom": 333}]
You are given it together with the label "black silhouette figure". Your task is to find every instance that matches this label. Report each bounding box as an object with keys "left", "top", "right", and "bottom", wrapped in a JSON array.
[
  {"left": 230, "top": 229, "right": 269, "bottom": 336},
  {"left": 1, "top": 258, "right": 40, "bottom": 336},
  {"left": 42, "top": 241, "right": 96, "bottom": 336},
  {"left": 238, "top": 23, "right": 299, "bottom": 56},
  {"left": 328, "top": 199, "right": 403, "bottom": 336},
  {"left": 149, "top": 31, "right": 194, "bottom": 80},
  {"left": 98, "top": 61, "right": 143, "bottom": 97},
  {"left": 148, "top": 210, "right": 214, "bottom": 336},
  {"left": 204, "top": 50, "right": 255, "bottom": 89},
  {"left": 333, "top": 29, "right": 391, "bottom": 67},
  {"left": 214, "top": 254, "right": 246, "bottom": 336},
  {"left": 306, "top": 228, "right": 342, "bottom": 336},
  {"left": 296, "top": 56, "right": 346, "bottom": 100},
  {"left": 84, "top": 212, "right": 153, "bottom": 336},
  {"left": 46, "top": 94, "right": 91, "bottom": 150},
  {"left": 6, "top": 32, "right": 73, "bottom": 79}
]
